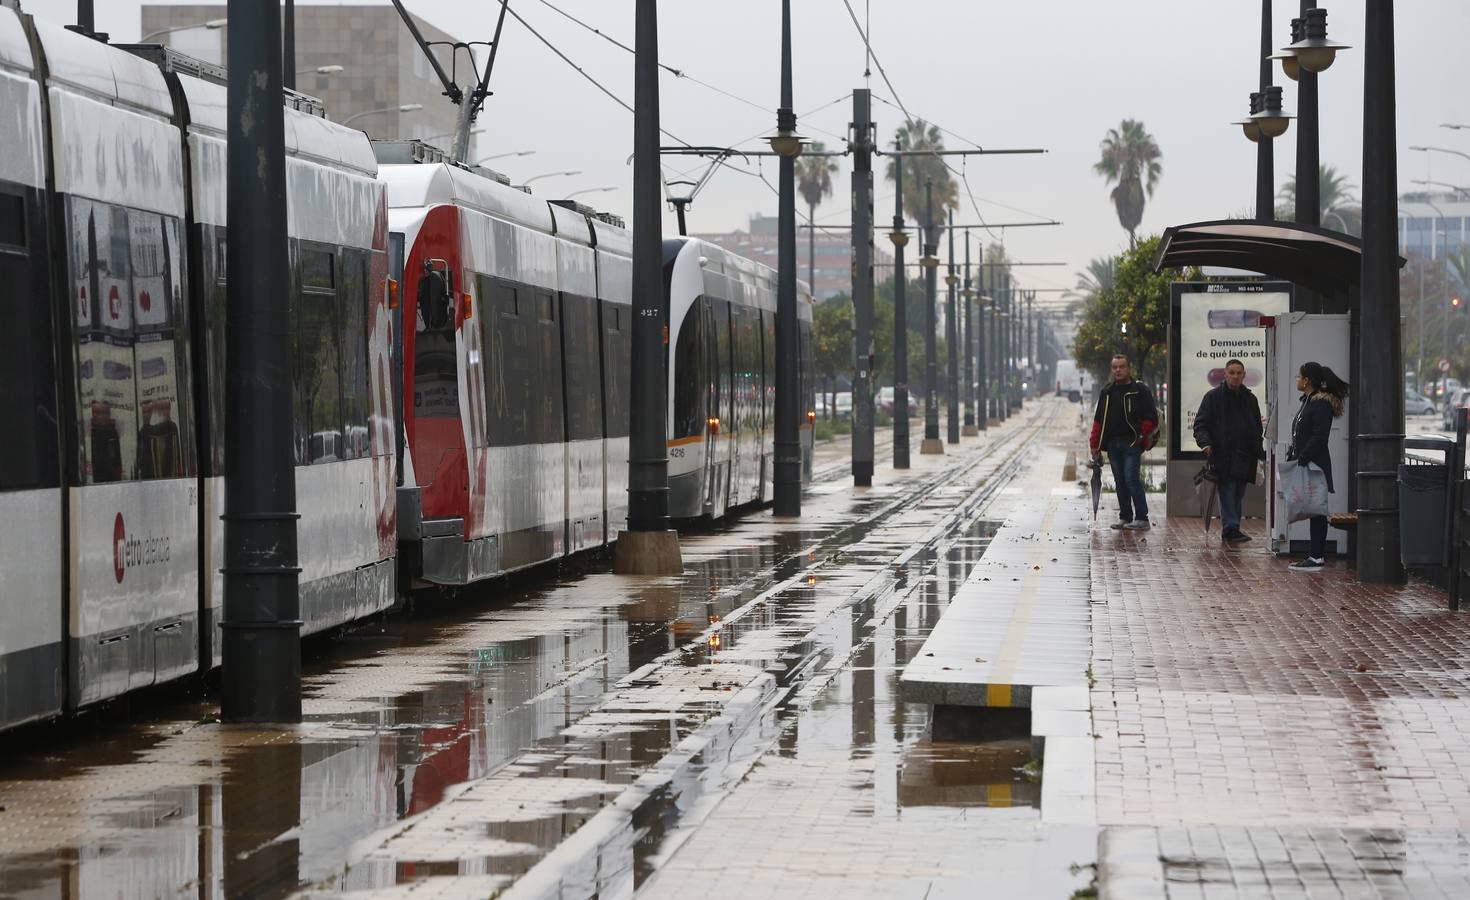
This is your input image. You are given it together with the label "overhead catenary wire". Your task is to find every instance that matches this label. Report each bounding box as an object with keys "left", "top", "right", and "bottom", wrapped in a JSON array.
[{"left": 531, "top": 0, "right": 848, "bottom": 144}]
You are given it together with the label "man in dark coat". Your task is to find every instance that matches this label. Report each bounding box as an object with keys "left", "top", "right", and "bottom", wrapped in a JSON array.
[
  {"left": 1192, "top": 358, "right": 1265, "bottom": 542},
  {"left": 1089, "top": 354, "right": 1160, "bottom": 529}
]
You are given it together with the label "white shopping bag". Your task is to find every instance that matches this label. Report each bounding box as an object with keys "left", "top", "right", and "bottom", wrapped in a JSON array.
[{"left": 1278, "top": 458, "right": 1329, "bottom": 523}]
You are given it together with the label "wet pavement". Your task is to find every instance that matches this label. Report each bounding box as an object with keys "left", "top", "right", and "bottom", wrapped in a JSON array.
[
  {"left": 0, "top": 408, "right": 1075, "bottom": 900},
  {"left": 1090, "top": 459, "right": 1470, "bottom": 897}
]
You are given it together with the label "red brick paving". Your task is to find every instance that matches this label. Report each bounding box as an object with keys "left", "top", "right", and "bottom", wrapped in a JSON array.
[{"left": 1092, "top": 514, "right": 1470, "bottom": 828}]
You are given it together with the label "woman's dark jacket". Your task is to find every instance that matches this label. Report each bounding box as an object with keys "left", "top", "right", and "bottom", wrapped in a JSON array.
[
  {"left": 1289, "top": 393, "right": 1340, "bottom": 493},
  {"left": 1192, "top": 383, "right": 1265, "bottom": 483}
]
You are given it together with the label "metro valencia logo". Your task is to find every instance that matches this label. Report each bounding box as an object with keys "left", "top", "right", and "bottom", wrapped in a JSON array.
[{"left": 112, "top": 511, "right": 171, "bottom": 584}]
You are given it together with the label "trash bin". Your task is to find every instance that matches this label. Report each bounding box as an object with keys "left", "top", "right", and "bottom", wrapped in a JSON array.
[{"left": 1400, "top": 435, "right": 1454, "bottom": 567}]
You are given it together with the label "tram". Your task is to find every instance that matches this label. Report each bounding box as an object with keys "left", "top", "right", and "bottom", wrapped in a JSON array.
[{"left": 0, "top": 4, "right": 814, "bottom": 733}]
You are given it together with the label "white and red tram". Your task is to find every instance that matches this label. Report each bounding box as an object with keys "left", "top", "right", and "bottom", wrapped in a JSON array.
[{"left": 0, "top": 3, "right": 813, "bottom": 733}]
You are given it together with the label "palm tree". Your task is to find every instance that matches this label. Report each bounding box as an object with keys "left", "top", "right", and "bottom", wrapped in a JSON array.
[
  {"left": 1093, "top": 120, "right": 1162, "bottom": 246},
  {"left": 1067, "top": 256, "right": 1117, "bottom": 305},
  {"left": 796, "top": 141, "right": 839, "bottom": 294},
  {"left": 1276, "top": 165, "right": 1361, "bottom": 235},
  {"left": 885, "top": 119, "right": 957, "bottom": 235}
]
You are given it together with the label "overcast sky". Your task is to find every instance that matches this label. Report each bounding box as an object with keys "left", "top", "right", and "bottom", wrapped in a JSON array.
[{"left": 22, "top": 0, "right": 1470, "bottom": 301}]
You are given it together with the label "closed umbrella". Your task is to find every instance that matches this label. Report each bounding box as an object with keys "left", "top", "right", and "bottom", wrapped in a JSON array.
[
  {"left": 1193, "top": 462, "right": 1218, "bottom": 532},
  {"left": 1089, "top": 453, "right": 1103, "bottom": 520}
]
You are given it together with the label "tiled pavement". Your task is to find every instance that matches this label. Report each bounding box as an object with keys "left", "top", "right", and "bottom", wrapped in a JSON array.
[{"left": 1093, "top": 510, "right": 1470, "bottom": 897}]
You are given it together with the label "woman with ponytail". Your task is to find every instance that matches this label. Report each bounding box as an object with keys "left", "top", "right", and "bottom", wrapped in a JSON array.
[{"left": 1288, "top": 361, "right": 1348, "bottom": 572}]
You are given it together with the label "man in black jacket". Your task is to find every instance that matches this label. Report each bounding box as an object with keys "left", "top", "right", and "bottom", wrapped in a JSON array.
[
  {"left": 1192, "top": 359, "right": 1265, "bottom": 542},
  {"left": 1089, "top": 355, "right": 1159, "bottom": 529}
]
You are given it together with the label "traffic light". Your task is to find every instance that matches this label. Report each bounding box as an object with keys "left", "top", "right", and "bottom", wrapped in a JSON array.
[{"left": 1455, "top": 296, "right": 1464, "bottom": 310}]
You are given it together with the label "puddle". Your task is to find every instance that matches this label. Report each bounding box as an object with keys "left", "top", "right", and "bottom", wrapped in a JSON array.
[{"left": 0, "top": 420, "right": 1041, "bottom": 899}]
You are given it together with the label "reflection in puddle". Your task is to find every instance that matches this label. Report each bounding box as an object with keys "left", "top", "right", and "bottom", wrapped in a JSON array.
[{"left": 0, "top": 429, "right": 1021, "bottom": 900}]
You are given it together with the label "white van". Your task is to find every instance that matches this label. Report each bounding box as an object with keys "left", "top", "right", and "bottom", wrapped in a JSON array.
[{"left": 1055, "top": 360, "right": 1085, "bottom": 402}]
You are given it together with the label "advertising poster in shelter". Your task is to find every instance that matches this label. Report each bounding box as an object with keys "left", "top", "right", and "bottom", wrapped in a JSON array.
[{"left": 1174, "top": 283, "right": 1291, "bottom": 454}]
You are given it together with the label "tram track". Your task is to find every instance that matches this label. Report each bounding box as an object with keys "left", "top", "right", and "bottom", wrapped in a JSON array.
[{"left": 366, "top": 404, "right": 1057, "bottom": 900}]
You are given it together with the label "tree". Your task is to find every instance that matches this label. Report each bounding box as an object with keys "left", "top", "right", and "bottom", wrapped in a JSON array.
[
  {"left": 885, "top": 119, "right": 957, "bottom": 233},
  {"left": 1072, "top": 235, "right": 1198, "bottom": 388},
  {"left": 1276, "top": 164, "right": 1361, "bottom": 235},
  {"left": 812, "top": 297, "right": 851, "bottom": 418},
  {"left": 1066, "top": 257, "right": 1117, "bottom": 306},
  {"left": 1093, "top": 120, "right": 1162, "bottom": 247},
  {"left": 796, "top": 141, "right": 839, "bottom": 292}
]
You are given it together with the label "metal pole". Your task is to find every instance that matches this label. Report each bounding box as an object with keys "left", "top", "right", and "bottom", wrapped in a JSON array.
[
  {"left": 1295, "top": 0, "right": 1321, "bottom": 228},
  {"left": 76, "top": 0, "right": 93, "bottom": 32},
  {"left": 851, "top": 88, "right": 875, "bottom": 486},
  {"left": 892, "top": 145, "right": 910, "bottom": 469},
  {"left": 773, "top": 0, "right": 802, "bottom": 513},
  {"left": 614, "top": 0, "right": 681, "bottom": 573},
  {"left": 1026, "top": 291, "right": 1034, "bottom": 399},
  {"left": 945, "top": 209, "right": 959, "bottom": 444},
  {"left": 284, "top": 0, "right": 296, "bottom": 92},
  {"left": 921, "top": 180, "right": 942, "bottom": 453},
  {"left": 962, "top": 228, "right": 976, "bottom": 435},
  {"left": 1356, "top": 0, "right": 1404, "bottom": 584},
  {"left": 222, "top": 0, "right": 300, "bottom": 723},
  {"left": 977, "top": 246, "right": 988, "bottom": 431},
  {"left": 1256, "top": 0, "right": 1275, "bottom": 220}
]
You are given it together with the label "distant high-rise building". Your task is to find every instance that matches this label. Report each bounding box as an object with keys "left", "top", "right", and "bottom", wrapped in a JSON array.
[
  {"left": 140, "top": 5, "right": 475, "bottom": 156},
  {"left": 1399, "top": 192, "right": 1470, "bottom": 260},
  {"left": 694, "top": 214, "right": 894, "bottom": 302}
]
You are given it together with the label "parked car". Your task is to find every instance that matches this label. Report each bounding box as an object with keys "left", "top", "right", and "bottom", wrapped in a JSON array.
[
  {"left": 816, "top": 391, "right": 853, "bottom": 421},
  {"left": 1404, "top": 390, "right": 1437, "bottom": 417},
  {"left": 875, "top": 386, "right": 918, "bottom": 417},
  {"left": 1443, "top": 388, "right": 1470, "bottom": 429}
]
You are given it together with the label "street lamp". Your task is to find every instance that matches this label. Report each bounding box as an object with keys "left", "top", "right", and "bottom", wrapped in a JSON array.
[
  {"left": 1411, "top": 145, "right": 1470, "bottom": 165},
  {"left": 340, "top": 103, "right": 422, "bottom": 127},
  {"left": 523, "top": 170, "right": 581, "bottom": 185},
  {"left": 1413, "top": 179, "right": 1470, "bottom": 201},
  {"left": 297, "top": 65, "right": 343, "bottom": 76},
  {"left": 1281, "top": 7, "right": 1350, "bottom": 75},
  {"left": 1253, "top": 86, "right": 1293, "bottom": 139},
  {"left": 140, "top": 18, "right": 226, "bottom": 43},
  {"left": 477, "top": 150, "right": 536, "bottom": 163},
  {"left": 564, "top": 186, "right": 617, "bottom": 199}
]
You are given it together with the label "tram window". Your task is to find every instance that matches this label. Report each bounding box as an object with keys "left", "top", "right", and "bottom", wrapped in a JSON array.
[
  {"left": 339, "top": 249, "right": 370, "bottom": 459},
  {"left": 482, "top": 277, "right": 529, "bottom": 445},
  {"left": 534, "top": 292, "right": 565, "bottom": 445},
  {"left": 130, "top": 209, "right": 185, "bottom": 480},
  {"left": 302, "top": 247, "right": 334, "bottom": 290},
  {"left": 601, "top": 301, "right": 630, "bottom": 440},
  {"left": 0, "top": 187, "right": 59, "bottom": 492},
  {"left": 295, "top": 241, "right": 343, "bottom": 464},
  {"left": 68, "top": 200, "right": 137, "bottom": 484},
  {"left": 561, "top": 294, "right": 602, "bottom": 442},
  {"left": 0, "top": 192, "right": 23, "bottom": 248},
  {"left": 672, "top": 305, "right": 706, "bottom": 439}
]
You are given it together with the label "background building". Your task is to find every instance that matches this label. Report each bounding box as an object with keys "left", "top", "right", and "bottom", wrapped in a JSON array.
[
  {"left": 140, "top": 5, "right": 475, "bottom": 156},
  {"left": 695, "top": 214, "right": 895, "bottom": 302},
  {"left": 1400, "top": 192, "right": 1470, "bottom": 260}
]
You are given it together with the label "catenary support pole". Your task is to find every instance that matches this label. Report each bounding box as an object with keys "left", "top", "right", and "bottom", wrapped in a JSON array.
[
  {"left": 614, "top": 0, "right": 682, "bottom": 573},
  {"left": 1356, "top": 0, "right": 1403, "bottom": 583},
  {"left": 945, "top": 208, "right": 960, "bottom": 444},
  {"left": 1256, "top": 0, "right": 1274, "bottom": 220},
  {"left": 921, "top": 180, "right": 943, "bottom": 454},
  {"left": 1296, "top": 0, "right": 1320, "bottom": 229},
  {"left": 851, "top": 88, "right": 875, "bottom": 486},
  {"left": 892, "top": 146, "right": 911, "bottom": 469},
  {"left": 962, "top": 228, "right": 977, "bottom": 435},
  {"left": 76, "top": 0, "right": 93, "bottom": 31},
  {"left": 222, "top": 0, "right": 301, "bottom": 723},
  {"left": 977, "top": 246, "right": 989, "bottom": 431},
  {"left": 773, "top": 0, "right": 802, "bottom": 514},
  {"left": 284, "top": 0, "right": 296, "bottom": 91}
]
